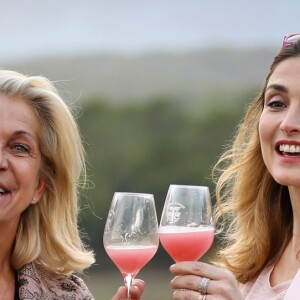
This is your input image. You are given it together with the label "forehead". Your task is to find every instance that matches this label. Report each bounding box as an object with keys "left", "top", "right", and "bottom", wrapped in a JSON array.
[
  {"left": 268, "top": 56, "right": 300, "bottom": 86},
  {"left": 0, "top": 93, "right": 41, "bottom": 135}
]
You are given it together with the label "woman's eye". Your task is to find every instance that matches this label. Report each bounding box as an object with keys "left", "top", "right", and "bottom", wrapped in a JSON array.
[
  {"left": 12, "top": 144, "right": 30, "bottom": 154},
  {"left": 267, "top": 100, "right": 285, "bottom": 109}
]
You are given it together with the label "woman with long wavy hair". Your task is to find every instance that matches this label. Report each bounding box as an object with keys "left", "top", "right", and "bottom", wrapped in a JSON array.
[
  {"left": 0, "top": 70, "right": 144, "bottom": 299},
  {"left": 168, "top": 34, "right": 300, "bottom": 299}
]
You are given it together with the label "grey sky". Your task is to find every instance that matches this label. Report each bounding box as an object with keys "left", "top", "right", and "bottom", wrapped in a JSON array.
[{"left": 1, "top": 0, "right": 299, "bottom": 62}]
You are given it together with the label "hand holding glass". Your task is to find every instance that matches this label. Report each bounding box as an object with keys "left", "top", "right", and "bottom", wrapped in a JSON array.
[
  {"left": 103, "top": 193, "right": 159, "bottom": 299},
  {"left": 159, "top": 185, "right": 214, "bottom": 262}
]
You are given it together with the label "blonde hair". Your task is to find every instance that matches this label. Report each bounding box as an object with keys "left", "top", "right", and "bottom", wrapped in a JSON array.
[
  {"left": 213, "top": 42, "right": 300, "bottom": 283},
  {"left": 0, "top": 70, "right": 95, "bottom": 274}
]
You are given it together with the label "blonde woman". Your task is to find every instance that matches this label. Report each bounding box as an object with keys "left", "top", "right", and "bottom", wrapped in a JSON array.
[
  {"left": 169, "top": 34, "right": 300, "bottom": 299},
  {"left": 0, "top": 70, "right": 144, "bottom": 299}
]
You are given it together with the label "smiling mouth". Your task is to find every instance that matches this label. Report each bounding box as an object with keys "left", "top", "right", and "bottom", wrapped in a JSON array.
[{"left": 279, "top": 144, "right": 300, "bottom": 156}]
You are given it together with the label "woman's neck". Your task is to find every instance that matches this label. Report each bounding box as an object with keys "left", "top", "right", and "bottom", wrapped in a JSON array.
[
  {"left": 288, "top": 186, "right": 300, "bottom": 227},
  {"left": 0, "top": 223, "right": 18, "bottom": 300},
  {"left": 0, "top": 265, "right": 15, "bottom": 300},
  {"left": 0, "top": 220, "right": 18, "bottom": 271}
]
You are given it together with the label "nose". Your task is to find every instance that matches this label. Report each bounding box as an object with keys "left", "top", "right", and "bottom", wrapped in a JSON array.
[{"left": 280, "top": 105, "right": 300, "bottom": 135}]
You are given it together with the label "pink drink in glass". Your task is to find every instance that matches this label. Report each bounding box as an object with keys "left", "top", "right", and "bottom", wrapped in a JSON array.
[
  {"left": 159, "top": 226, "right": 214, "bottom": 262},
  {"left": 105, "top": 245, "right": 158, "bottom": 278}
]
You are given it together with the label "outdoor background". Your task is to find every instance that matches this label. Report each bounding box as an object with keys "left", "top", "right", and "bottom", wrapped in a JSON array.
[{"left": 1, "top": 1, "right": 300, "bottom": 298}]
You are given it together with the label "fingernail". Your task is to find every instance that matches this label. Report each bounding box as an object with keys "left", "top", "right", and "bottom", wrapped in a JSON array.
[{"left": 132, "top": 285, "right": 139, "bottom": 291}]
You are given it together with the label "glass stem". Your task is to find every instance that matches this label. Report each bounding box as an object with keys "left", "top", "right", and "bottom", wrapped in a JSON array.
[{"left": 124, "top": 274, "right": 133, "bottom": 300}]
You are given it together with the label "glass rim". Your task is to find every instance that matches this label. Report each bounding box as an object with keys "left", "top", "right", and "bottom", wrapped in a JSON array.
[
  {"left": 113, "top": 191, "right": 154, "bottom": 197},
  {"left": 169, "top": 184, "right": 209, "bottom": 189}
]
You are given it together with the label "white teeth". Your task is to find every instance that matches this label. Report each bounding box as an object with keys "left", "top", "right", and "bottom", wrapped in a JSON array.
[{"left": 279, "top": 144, "right": 300, "bottom": 153}]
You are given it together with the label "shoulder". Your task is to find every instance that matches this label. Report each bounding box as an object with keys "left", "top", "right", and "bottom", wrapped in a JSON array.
[
  {"left": 17, "top": 262, "right": 94, "bottom": 299},
  {"left": 239, "top": 265, "right": 274, "bottom": 298}
]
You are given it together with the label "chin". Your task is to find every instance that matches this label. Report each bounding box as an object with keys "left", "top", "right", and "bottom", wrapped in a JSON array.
[{"left": 273, "top": 176, "right": 300, "bottom": 188}]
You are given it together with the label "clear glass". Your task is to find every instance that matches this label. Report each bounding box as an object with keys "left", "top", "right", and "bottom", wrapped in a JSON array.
[
  {"left": 103, "top": 192, "right": 159, "bottom": 299},
  {"left": 159, "top": 185, "right": 214, "bottom": 262}
]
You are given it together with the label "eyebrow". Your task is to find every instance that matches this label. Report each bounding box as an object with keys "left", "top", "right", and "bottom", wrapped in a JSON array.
[
  {"left": 265, "top": 83, "right": 288, "bottom": 93},
  {"left": 13, "top": 130, "right": 35, "bottom": 140}
]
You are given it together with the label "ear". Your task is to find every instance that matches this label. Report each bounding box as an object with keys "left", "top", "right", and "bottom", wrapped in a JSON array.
[{"left": 32, "top": 175, "right": 47, "bottom": 204}]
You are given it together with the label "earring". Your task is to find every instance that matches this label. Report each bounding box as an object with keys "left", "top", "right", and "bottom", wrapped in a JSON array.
[{"left": 32, "top": 197, "right": 37, "bottom": 204}]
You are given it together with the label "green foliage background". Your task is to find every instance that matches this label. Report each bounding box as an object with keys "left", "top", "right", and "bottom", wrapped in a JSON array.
[
  {"left": 4, "top": 46, "right": 272, "bottom": 299},
  {"left": 76, "top": 89, "right": 254, "bottom": 275}
]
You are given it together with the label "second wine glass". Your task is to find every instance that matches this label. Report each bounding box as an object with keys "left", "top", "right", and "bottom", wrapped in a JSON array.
[
  {"left": 159, "top": 185, "right": 214, "bottom": 262},
  {"left": 103, "top": 192, "right": 159, "bottom": 299}
]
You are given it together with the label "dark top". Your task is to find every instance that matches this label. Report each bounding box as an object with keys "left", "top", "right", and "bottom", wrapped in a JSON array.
[
  {"left": 16, "top": 262, "right": 94, "bottom": 299},
  {"left": 15, "top": 272, "right": 19, "bottom": 300}
]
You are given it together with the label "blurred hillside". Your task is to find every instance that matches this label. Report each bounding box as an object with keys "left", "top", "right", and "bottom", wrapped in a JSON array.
[
  {"left": 3, "top": 47, "right": 276, "bottom": 107},
  {"left": 2, "top": 47, "right": 278, "bottom": 298}
]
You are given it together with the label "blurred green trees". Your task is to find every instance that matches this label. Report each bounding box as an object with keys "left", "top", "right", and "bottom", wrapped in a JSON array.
[{"left": 77, "top": 90, "right": 254, "bottom": 271}]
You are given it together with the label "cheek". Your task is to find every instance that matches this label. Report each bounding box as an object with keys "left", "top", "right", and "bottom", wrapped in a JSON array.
[
  {"left": 258, "top": 115, "right": 272, "bottom": 162},
  {"left": 259, "top": 117, "right": 266, "bottom": 146},
  {"left": 17, "top": 160, "right": 41, "bottom": 188},
  {"left": 259, "top": 111, "right": 274, "bottom": 143}
]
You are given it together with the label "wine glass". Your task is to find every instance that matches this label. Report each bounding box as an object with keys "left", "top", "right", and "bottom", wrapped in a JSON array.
[
  {"left": 103, "top": 192, "right": 159, "bottom": 299},
  {"left": 159, "top": 185, "right": 214, "bottom": 262}
]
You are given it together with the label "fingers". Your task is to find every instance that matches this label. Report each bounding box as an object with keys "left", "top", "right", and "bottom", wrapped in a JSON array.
[
  {"left": 173, "top": 289, "right": 209, "bottom": 300},
  {"left": 111, "top": 279, "right": 145, "bottom": 300},
  {"left": 130, "top": 279, "right": 145, "bottom": 299},
  {"left": 170, "top": 261, "right": 232, "bottom": 281},
  {"left": 171, "top": 275, "right": 213, "bottom": 294},
  {"left": 170, "top": 262, "right": 244, "bottom": 300},
  {"left": 111, "top": 286, "right": 126, "bottom": 300}
]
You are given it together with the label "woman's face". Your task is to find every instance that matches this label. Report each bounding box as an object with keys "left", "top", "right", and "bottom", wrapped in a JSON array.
[
  {"left": 0, "top": 93, "right": 46, "bottom": 227},
  {"left": 259, "top": 56, "right": 300, "bottom": 187}
]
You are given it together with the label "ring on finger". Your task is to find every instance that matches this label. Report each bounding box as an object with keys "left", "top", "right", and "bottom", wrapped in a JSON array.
[{"left": 198, "top": 277, "right": 210, "bottom": 294}]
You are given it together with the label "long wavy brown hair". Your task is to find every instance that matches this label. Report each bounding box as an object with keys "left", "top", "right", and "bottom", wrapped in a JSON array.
[{"left": 213, "top": 40, "right": 300, "bottom": 283}]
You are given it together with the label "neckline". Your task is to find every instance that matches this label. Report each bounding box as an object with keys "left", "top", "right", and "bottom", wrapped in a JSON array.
[{"left": 267, "top": 265, "right": 293, "bottom": 291}]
